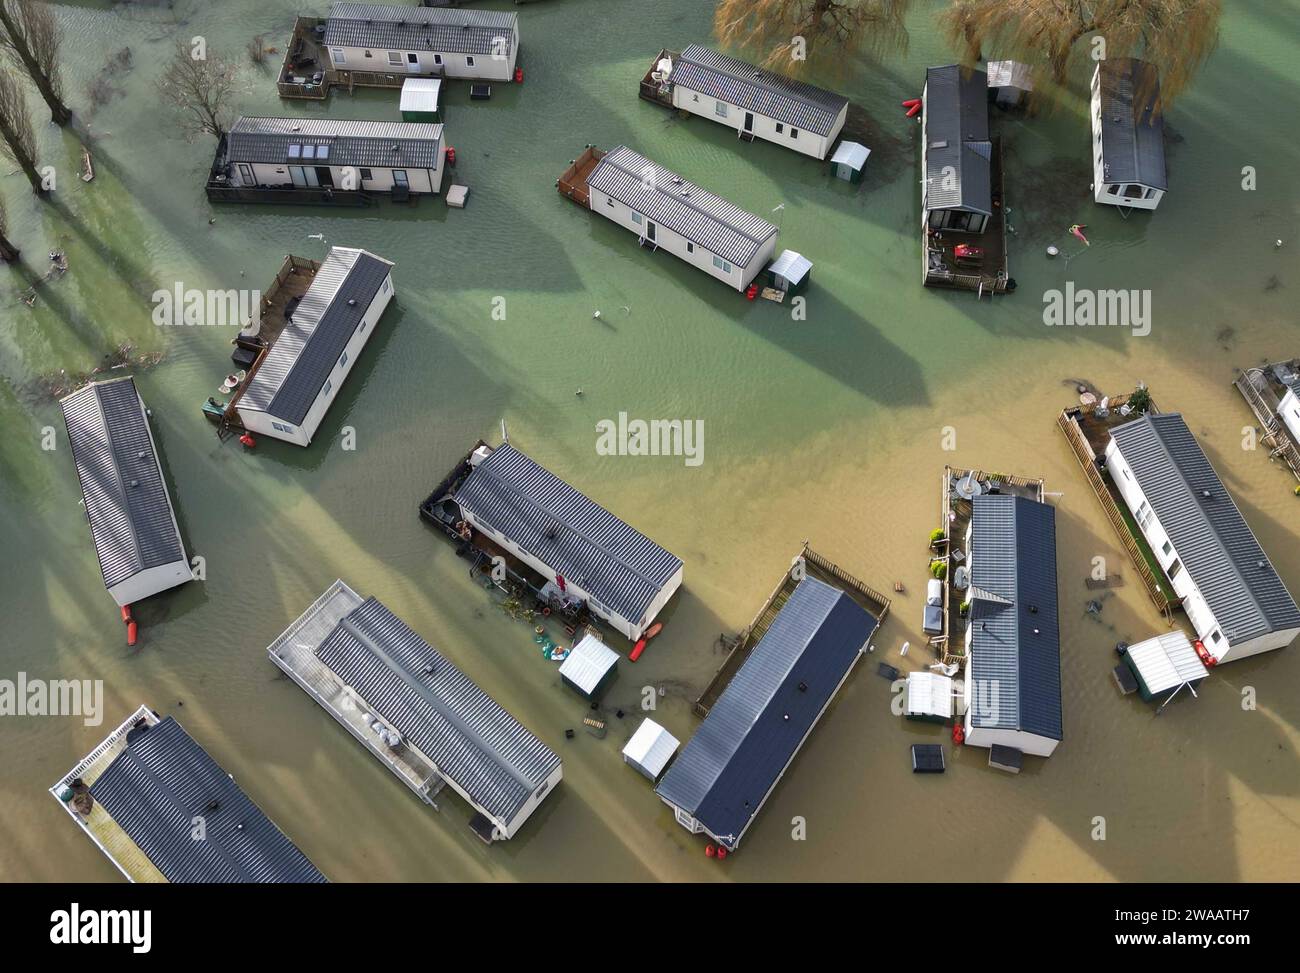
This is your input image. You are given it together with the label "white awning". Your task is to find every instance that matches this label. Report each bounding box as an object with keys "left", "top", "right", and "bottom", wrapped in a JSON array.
[
  {"left": 905, "top": 671, "right": 953, "bottom": 719},
  {"left": 622, "top": 718, "right": 680, "bottom": 780},
  {"left": 558, "top": 633, "right": 618, "bottom": 695},
  {"left": 1126, "top": 631, "right": 1208, "bottom": 695}
]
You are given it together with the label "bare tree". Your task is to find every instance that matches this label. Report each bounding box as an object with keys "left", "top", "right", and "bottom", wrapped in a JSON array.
[
  {"left": 156, "top": 40, "right": 239, "bottom": 142},
  {"left": 942, "top": 0, "right": 1221, "bottom": 107},
  {"left": 714, "top": 0, "right": 912, "bottom": 75},
  {"left": 0, "top": 193, "right": 18, "bottom": 261},
  {"left": 0, "top": 0, "right": 71, "bottom": 125},
  {"left": 0, "top": 66, "right": 44, "bottom": 195}
]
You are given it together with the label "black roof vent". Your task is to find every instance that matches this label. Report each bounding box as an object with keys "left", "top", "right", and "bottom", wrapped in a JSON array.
[{"left": 797, "top": 681, "right": 808, "bottom": 693}]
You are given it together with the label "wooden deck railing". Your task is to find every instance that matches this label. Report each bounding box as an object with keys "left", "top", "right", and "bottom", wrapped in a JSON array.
[
  {"left": 1234, "top": 369, "right": 1300, "bottom": 481},
  {"left": 1057, "top": 409, "right": 1174, "bottom": 615}
]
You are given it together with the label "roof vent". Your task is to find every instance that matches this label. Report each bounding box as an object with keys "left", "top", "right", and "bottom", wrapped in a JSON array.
[
  {"left": 1201, "top": 489, "right": 1214, "bottom": 500},
  {"left": 931, "top": 140, "right": 948, "bottom": 149},
  {"left": 544, "top": 521, "right": 560, "bottom": 541},
  {"left": 129, "top": 479, "right": 139, "bottom": 488},
  {"left": 347, "top": 298, "right": 357, "bottom": 307},
  {"left": 137, "top": 450, "right": 147, "bottom": 460},
  {"left": 1028, "top": 604, "right": 1038, "bottom": 614},
  {"left": 797, "top": 681, "right": 808, "bottom": 693}
]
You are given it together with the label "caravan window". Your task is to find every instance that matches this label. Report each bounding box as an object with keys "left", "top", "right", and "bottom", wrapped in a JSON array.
[
  {"left": 387, "top": 52, "right": 401, "bottom": 66},
  {"left": 466, "top": 56, "right": 476, "bottom": 67},
  {"left": 715, "top": 101, "right": 728, "bottom": 117},
  {"left": 1123, "top": 184, "right": 1144, "bottom": 199},
  {"left": 331, "top": 49, "right": 345, "bottom": 64},
  {"left": 776, "top": 123, "right": 784, "bottom": 134},
  {"left": 790, "top": 128, "right": 799, "bottom": 139}
]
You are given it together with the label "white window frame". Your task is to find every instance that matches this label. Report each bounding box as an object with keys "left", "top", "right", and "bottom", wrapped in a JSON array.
[{"left": 331, "top": 49, "right": 346, "bottom": 65}]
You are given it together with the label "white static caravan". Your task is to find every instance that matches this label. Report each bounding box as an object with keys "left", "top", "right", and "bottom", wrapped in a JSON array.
[
  {"left": 236, "top": 247, "right": 395, "bottom": 447},
  {"left": 324, "top": 3, "right": 518, "bottom": 82},
  {"left": 450, "top": 442, "right": 684, "bottom": 643},
  {"left": 586, "top": 145, "right": 779, "bottom": 291},
  {"left": 1106, "top": 413, "right": 1300, "bottom": 663},
  {"left": 922, "top": 65, "right": 993, "bottom": 235},
  {"left": 666, "top": 45, "right": 849, "bottom": 160},
  {"left": 60, "top": 377, "right": 191, "bottom": 609},
  {"left": 221, "top": 117, "right": 445, "bottom": 197},
  {"left": 1090, "top": 59, "right": 1167, "bottom": 210},
  {"left": 1279, "top": 381, "right": 1300, "bottom": 442},
  {"left": 268, "top": 581, "right": 562, "bottom": 843},
  {"left": 962, "top": 493, "right": 1063, "bottom": 759}
]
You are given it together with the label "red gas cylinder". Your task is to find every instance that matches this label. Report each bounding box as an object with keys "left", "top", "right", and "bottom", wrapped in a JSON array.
[
  {"left": 716, "top": 846, "right": 728, "bottom": 861},
  {"left": 446, "top": 146, "right": 457, "bottom": 166},
  {"left": 629, "top": 638, "right": 647, "bottom": 662},
  {"left": 952, "top": 722, "right": 965, "bottom": 745},
  {"left": 746, "top": 284, "right": 759, "bottom": 301},
  {"left": 239, "top": 433, "right": 256, "bottom": 449},
  {"left": 705, "top": 843, "right": 716, "bottom": 858},
  {"left": 514, "top": 67, "right": 524, "bottom": 83},
  {"left": 906, "top": 102, "right": 922, "bottom": 118},
  {"left": 120, "top": 605, "right": 133, "bottom": 624},
  {"left": 902, "top": 98, "right": 921, "bottom": 108},
  {"left": 1193, "top": 639, "right": 1217, "bottom": 668},
  {"left": 126, "top": 620, "right": 139, "bottom": 647}
]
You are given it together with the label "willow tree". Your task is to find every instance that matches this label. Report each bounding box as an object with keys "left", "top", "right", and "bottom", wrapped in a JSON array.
[
  {"left": 156, "top": 40, "right": 239, "bottom": 142},
  {"left": 0, "top": 0, "right": 71, "bottom": 125},
  {"left": 0, "top": 67, "right": 44, "bottom": 195},
  {"left": 714, "top": 0, "right": 912, "bottom": 74},
  {"left": 941, "top": 0, "right": 1221, "bottom": 107}
]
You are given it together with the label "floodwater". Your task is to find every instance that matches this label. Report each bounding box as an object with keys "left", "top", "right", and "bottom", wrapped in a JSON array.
[{"left": 1, "top": 0, "right": 1298, "bottom": 882}]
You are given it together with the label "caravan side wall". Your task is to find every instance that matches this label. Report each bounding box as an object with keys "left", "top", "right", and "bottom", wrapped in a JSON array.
[
  {"left": 671, "top": 84, "right": 840, "bottom": 159},
  {"left": 327, "top": 37, "right": 516, "bottom": 81}
]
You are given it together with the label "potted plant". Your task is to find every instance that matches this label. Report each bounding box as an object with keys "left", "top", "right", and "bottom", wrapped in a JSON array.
[{"left": 930, "top": 560, "right": 947, "bottom": 580}]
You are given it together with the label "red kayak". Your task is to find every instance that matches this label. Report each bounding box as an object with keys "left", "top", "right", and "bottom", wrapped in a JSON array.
[{"left": 629, "top": 638, "right": 647, "bottom": 662}]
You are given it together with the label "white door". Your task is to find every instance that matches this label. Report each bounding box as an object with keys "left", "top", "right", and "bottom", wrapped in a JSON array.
[{"left": 406, "top": 53, "right": 421, "bottom": 74}]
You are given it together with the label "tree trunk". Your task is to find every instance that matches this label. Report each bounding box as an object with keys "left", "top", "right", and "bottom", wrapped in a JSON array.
[
  {"left": 0, "top": 228, "right": 18, "bottom": 262},
  {"left": 0, "top": 7, "right": 71, "bottom": 125},
  {"left": 0, "top": 114, "right": 46, "bottom": 194}
]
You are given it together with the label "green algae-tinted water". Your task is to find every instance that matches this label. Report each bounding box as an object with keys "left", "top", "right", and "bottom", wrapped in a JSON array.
[{"left": 1, "top": 0, "right": 1297, "bottom": 882}]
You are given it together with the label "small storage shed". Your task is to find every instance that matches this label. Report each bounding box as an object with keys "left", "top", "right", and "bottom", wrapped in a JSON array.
[
  {"left": 905, "top": 671, "right": 953, "bottom": 722},
  {"left": 401, "top": 78, "right": 442, "bottom": 122},
  {"left": 911, "top": 744, "right": 945, "bottom": 773},
  {"left": 558, "top": 633, "right": 619, "bottom": 699},
  {"left": 1122, "top": 631, "right": 1209, "bottom": 702},
  {"left": 986, "top": 60, "right": 1034, "bottom": 108},
  {"left": 767, "top": 249, "right": 812, "bottom": 295},
  {"left": 830, "top": 140, "right": 870, "bottom": 183},
  {"left": 989, "top": 744, "right": 1023, "bottom": 774},
  {"left": 622, "top": 718, "right": 680, "bottom": 781}
]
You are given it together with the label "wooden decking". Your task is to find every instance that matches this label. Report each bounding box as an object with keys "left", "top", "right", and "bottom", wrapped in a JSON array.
[
  {"left": 49, "top": 705, "right": 168, "bottom": 883},
  {"left": 933, "top": 467, "right": 1045, "bottom": 666},
  {"left": 638, "top": 49, "right": 678, "bottom": 106},
  {"left": 267, "top": 580, "right": 446, "bottom": 805},
  {"left": 1057, "top": 395, "right": 1177, "bottom": 616},
  {"left": 923, "top": 137, "right": 1011, "bottom": 297},
  {"left": 694, "top": 544, "right": 891, "bottom": 717},
  {"left": 277, "top": 16, "right": 331, "bottom": 100},
  {"left": 216, "top": 255, "right": 320, "bottom": 436},
  {"left": 1233, "top": 363, "right": 1300, "bottom": 483},
  {"left": 557, "top": 146, "right": 605, "bottom": 208}
]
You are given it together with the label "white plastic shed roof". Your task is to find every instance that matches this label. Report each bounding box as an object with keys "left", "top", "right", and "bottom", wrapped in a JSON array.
[
  {"left": 622, "top": 718, "right": 680, "bottom": 778},
  {"left": 558, "top": 633, "right": 619, "bottom": 694},
  {"left": 1126, "top": 631, "right": 1208, "bottom": 695},
  {"left": 905, "top": 671, "right": 954, "bottom": 719},
  {"left": 831, "top": 140, "right": 870, "bottom": 170},
  {"left": 401, "top": 78, "right": 441, "bottom": 113},
  {"left": 769, "top": 249, "right": 812, "bottom": 284}
]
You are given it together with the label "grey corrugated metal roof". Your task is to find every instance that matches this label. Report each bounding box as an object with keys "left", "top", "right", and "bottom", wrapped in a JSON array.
[
  {"left": 226, "top": 116, "right": 443, "bottom": 170},
  {"left": 454, "top": 443, "right": 683, "bottom": 625},
  {"left": 313, "top": 595, "right": 560, "bottom": 824},
  {"left": 90, "top": 716, "right": 326, "bottom": 883},
  {"left": 588, "top": 145, "right": 778, "bottom": 267},
  {"left": 240, "top": 247, "right": 394, "bottom": 426},
  {"left": 967, "top": 494, "right": 1062, "bottom": 741},
  {"left": 671, "top": 45, "right": 848, "bottom": 137},
  {"left": 923, "top": 65, "right": 991, "bottom": 215},
  {"left": 60, "top": 377, "right": 187, "bottom": 590},
  {"left": 655, "top": 577, "right": 877, "bottom": 849},
  {"left": 325, "top": 3, "right": 516, "bottom": 57},
  {"left": 1096, "top": 58, "right": 1167, "bottom": 189},
  {"left": 1110, "top": 413, "right": 1300, "bottom": 645}
]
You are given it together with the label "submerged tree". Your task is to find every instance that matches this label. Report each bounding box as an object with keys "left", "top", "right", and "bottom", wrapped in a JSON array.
[
  {"left": 0, "top": 66, "right": 45, "bottom": 195},
  {"left": 0, "top": 0, "right": 71, "bottom": 125},
  {"left": 156, "top": 40, "right": 239, "bottom": 142},
  {"left": 714, "top": 0, "right": 912, "bottom": 74},
  {"left": 941, "top": 0, "right": 1221, "bottom": 107}
]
